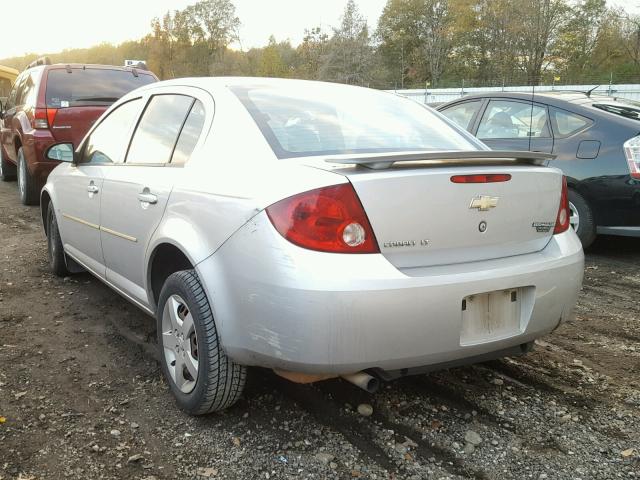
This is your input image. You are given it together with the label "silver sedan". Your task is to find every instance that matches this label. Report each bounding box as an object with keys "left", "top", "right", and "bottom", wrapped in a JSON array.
[{"left": 41, "top": 78, "right": 584, "bottom": 414}]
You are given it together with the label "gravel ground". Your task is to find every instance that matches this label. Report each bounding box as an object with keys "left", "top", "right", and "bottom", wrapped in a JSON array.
[{"left": 0, "top": 179, "right": 638, "bottom": 480}]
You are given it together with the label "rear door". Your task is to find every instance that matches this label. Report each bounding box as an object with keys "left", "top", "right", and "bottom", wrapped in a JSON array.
[
  {"left": 99, "top": 89, "right": 209, "bottom": 306},
  {"left": 56, "top": 97, "right": 144, "bottom": 276},
  {"left": 475, "top": 99, "right": 554, "bottom": 154},
  {"left": 44, "top": 67, "right": 157, "bottom": 145}
]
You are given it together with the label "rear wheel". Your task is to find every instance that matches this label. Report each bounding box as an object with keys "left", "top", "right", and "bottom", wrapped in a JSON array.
[
  {"left": 47, "top": 202, "right": 70, "bottom": 277},
  {"left": 17, "top": 148, "right": 39, "bottom": 205},
  {"left": 157, "top": 270, "right": 246, "bottom": 414},
  {"left": 568, "top": 189, "right": 596, "bottom": 248},
  {"left": 0, "top": 146, "right": 16, "bottom": 181}
]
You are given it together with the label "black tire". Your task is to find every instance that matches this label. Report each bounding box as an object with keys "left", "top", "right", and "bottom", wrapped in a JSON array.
[
  {"left": 17, "top": 147, "right": 39, "bottom": 205},
  {"left": 0, "top": 146, "right": 16, "bottom": 181},
  {"left": 47, "top": 203, "right": 70, "bottom": 277},
  {"left": 157, "top": 270, "right": 246, "bottom": 414},
  {"left": 568, "top": 189, "right": 596, "bottom": 248}
]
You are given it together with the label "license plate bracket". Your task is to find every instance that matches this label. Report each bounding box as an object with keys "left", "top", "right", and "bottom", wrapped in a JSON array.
[{"left": 460, "top": 288, "right": 524, "bottom": 345}]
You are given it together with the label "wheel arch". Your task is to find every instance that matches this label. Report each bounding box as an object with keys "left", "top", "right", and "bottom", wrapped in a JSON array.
[
  {"left": 40, "top": 189, "right": 52, "bottom": 234},
  {"left": 146, "top": 241, "right": 197, "bottom": 313}
]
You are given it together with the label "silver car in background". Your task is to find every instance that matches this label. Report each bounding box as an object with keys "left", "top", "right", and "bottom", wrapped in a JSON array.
[{"left": 41, "top": 78, "right": 584, "bottom": 414}]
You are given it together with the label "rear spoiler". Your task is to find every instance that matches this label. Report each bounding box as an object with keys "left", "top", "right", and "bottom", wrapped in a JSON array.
[{"left": 326, "top": 151, "right": 555, "bottom": 170}]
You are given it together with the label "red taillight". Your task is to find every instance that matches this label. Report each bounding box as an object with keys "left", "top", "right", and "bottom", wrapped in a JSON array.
[
  {"left": 451, "top": 174, "right": 511, "bottom": 183},
  {"left": 554, "top": 176, "right": 570, "bottom": 234},
  {"left": 266, "top": 184, "right": 379, "bottom": 253},
  {"left": 32, "top": 108, "right": 57, "bottom": 129}
]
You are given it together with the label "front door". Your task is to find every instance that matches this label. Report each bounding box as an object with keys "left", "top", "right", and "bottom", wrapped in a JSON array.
[
  {"left": 55, "top": 165, "right": 104, "bottom": 275},
  {"left": 59, "top": 96, "right": 145, "bottom": 276},
  {"left": 475, "top": 99, "right": 554, "bottom": 154}
]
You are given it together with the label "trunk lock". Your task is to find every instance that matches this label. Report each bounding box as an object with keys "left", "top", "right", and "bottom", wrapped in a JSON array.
[{"left": 479, "top": 221, "right": 488, "bottom": 233}]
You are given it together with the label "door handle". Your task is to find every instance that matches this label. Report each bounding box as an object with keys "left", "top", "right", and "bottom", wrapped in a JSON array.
[
  {"left": 87, "top": 184, "right": 99, "bottom": 194},
  {"left": 137, "top": 192, "right": 158, "bottom": 204}
]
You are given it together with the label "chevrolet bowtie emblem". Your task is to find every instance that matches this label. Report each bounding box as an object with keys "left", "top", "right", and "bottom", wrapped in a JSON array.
[{"left": 469, "top": 195, "right": 499, "bottom": 211}]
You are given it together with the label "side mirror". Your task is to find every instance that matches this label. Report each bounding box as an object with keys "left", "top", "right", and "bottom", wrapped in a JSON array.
[{"left": 46, "top": 143, "right": 75, "bottom": 163}]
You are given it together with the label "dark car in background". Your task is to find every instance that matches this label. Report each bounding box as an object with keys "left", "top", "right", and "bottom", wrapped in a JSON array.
[
  {"left": 0, "top": 58, "right": 157, "bottom": 204},
  {"left": 437, "top": 92, "right": 640, "bottom": 247}
]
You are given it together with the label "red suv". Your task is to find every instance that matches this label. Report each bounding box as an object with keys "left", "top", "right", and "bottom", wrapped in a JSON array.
[{"left": 0, "top": 58, "right": 157, "bottom": 204}]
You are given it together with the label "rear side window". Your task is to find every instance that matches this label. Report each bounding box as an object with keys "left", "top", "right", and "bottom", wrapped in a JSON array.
[
  {"left": 171, "top": 100, "right": 206, "bottom": 164},
  {"left": 46, "top": 68, "right": 156, "bottom": 108},
  {"left": 477, "top": 100, "right": 550, "bottom": 139},
  {"left": 440, "top": 100, "right": 482, "bottom": 131},
  {"left": 82, "top": 99, "right": 142, "bottom": 164},
  {"left": 551, "top": 108, "right": 591, "bottom": 137},
  {"left": 126, "top": 94, "right": 194, "bottom": 165}
]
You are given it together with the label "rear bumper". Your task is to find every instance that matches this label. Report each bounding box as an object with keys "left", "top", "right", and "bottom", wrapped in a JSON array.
[{"left": 196, "top": 211, "right": 584, "bottom": 374}]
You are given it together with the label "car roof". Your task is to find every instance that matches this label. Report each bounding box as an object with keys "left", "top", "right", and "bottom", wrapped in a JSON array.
[
  {"left": 44, "top": 63, "right": 154, "bottom": 73},
  {"left": 441, "top": 90, "right": 629, "bottom": 107},
  {"left": 145, "top": 76, "right": 402, "bottom": 93}
]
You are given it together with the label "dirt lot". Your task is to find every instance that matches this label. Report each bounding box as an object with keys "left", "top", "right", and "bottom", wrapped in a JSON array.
[{"left": 0, "top": 179, "right": 638, "bottom": 480}]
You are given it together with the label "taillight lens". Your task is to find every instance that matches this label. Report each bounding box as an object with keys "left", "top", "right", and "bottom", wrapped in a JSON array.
[
  {"left": 554, "top": 176, "right": 570, "bottom": 234},
  {"left": 32, "top": 108, "right": 57, "bottom": 129},
  {"left": 623, "top": 135, "right": 640, "bottom": 179},
  {"left": 266, "top": 184, "right": 379, "bottom": 253}
]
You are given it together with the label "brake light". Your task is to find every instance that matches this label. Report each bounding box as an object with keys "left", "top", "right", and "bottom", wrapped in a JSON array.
[
  {"left": 266, "top": 184, "right": 379, "bottom": 253},
  {"left": 32, "top": 108, "right": 57, "bottom": 129},
  {"left": 554, "top": 176, "right": 570, "bottom": 234},
  {"left": 623, "top": 135, "right": 640, "bottom": 179},
  {"left": 451, "top": 174, "right": 511, "bottom": 183}
]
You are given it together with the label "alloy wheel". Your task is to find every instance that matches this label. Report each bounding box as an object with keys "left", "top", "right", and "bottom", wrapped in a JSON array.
[
  {"left": 161, "top": 294, "right": 199, "bottom": 394},
  {"left": 568, "top": 201, "right": 580, "bottom": 232}
]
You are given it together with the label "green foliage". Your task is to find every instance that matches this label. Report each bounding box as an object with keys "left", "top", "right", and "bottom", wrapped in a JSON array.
[{"left": 1, "top": 0, "right": 638, "bottom": 88}]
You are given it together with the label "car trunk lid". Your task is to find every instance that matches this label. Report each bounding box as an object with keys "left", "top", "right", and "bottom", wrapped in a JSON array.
[{"left": 307, "top": 151, "right": 562, "bottom": 268}]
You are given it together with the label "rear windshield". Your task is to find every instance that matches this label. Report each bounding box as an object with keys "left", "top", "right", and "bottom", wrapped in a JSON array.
[
  {"left": 592, "top": 99, "right": 640, "bottom": 121},
  {"left": 46, "top": 68, "right": 156, "bottom": 108},
  {"left": 232, "top": 84, "right": 476, "bottom": 159}
]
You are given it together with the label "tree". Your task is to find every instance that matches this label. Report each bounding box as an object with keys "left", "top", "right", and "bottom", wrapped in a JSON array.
[
  {"left": 377, "top": 0, "right": 424, "bottom": 87},
  {"left": 418, "top": 1, "right": 454, "bottom": 86},
  {"left": 296, "top": 27, "right": 330, "bottom": 80},
  {"left": 258, "top": 36, "right": 289, "bottom": 77},
  {"left": 324, "top": 0, "right": 374, "bottom": 85},
  {"left": 514, "top": 0, "right": 569, "bottom": 84},
  {"left": 555, "top": 0, "right": 608, "bottom": 76}
]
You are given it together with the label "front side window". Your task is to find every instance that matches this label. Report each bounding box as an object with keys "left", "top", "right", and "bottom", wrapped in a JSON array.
[
  {"left": 82, "top": 99, "right": 142, "bottom": 164},
  {"left": 232, "top": 84, "right": 477, "bottom": 159},
  {"left": 477, "top": 100, "right": 550, "bottom": 139},
  {"left": 551, "top": 108, "right": 591, "bottom": 137},
  {"left": 440, "top": 100, "right": 482, "bottom": 131},
  {"left": 126, "top": 94, "right": 194, "bottom": 165}
]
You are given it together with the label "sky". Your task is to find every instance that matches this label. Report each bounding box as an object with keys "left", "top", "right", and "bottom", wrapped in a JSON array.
[
  {"left": 0, "top": 0, "right": 638, "bottom": 60},
  {"left": 0, "top": 0, "right": 387, "bottom": 59}
]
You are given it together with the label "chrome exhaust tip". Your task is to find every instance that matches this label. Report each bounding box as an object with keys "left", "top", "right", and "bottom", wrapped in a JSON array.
[{"left": 341, "top": 372, "right": 380, "bottom": 393}]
